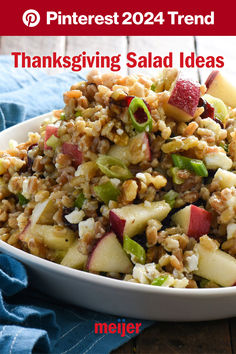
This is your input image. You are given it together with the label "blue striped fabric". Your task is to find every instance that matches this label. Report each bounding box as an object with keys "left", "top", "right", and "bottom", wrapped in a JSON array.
[{"left": 0, "top": 56, "right": 153, "bottom": 353}]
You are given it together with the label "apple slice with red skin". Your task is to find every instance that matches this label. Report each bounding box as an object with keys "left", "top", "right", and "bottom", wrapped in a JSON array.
[
  {"left": 205, "top": 70, "right": 236, "bottom": 108},
  {"left": 164, "top": 74, "right": 201, "bottom": 122},
  {"left": 44, "top": 125, "right": 58, "bottom": 150},
  {"left": 194, "top": 243, "right": 236, "bottom": 287},
  {"left": 110, "top": 201, "right": 171, "bottom": 240},
  {"left": 172, "top": 205, "right": 211, "bottom": 239},
  {"left": 19, "top": 222, "right": 31, "bottom": 243},
  {"left": 62, "top": 142, "right": 83, "bottom": 167},
  {"left": 87, "top": 232, "right": 133, "bottom": 273},
  {"left": 108, "top": 132, "right": 151, "bottom": 165}
]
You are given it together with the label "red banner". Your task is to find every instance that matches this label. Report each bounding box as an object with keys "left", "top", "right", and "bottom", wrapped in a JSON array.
[{"left": 0, "top": 0, "right": 236, "bottom": 35}]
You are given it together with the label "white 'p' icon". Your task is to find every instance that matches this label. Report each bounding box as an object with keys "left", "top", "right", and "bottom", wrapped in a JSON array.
[{"left": 22, "top": 9, "right": 40, "bottom": 27}]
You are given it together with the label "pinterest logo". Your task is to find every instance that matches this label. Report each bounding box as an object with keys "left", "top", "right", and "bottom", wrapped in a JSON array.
[{"left": 22, "top": 9, "right": 40, "bottom": 27}]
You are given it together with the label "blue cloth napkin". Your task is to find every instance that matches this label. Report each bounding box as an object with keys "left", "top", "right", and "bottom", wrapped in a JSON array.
[{"left": 0, "top": 56, "right": 153, "bottom": 353}]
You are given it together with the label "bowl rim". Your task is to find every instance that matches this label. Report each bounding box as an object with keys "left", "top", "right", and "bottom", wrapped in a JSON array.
[
  {"left": 1, "top": 239, "right": 236, "bottom": 297},
  {"left": 0, "top": 113, "right": 236, "bottom": 298}
]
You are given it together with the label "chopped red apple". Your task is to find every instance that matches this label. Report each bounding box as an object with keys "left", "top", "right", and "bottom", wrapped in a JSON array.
[
  {"left": 44, "top": 125, "right": 58, "bottom": 150},
  {"left": 172, "top": 205, "right": 211, "bottom": 239},
  {"left": 194, "top": 243, "right": 236, "bottom": 287},
  {"left": 202, "top": 94, "right": 228, "bottom": 124},
  {"left": 61, "top": 240, "right": 88, "bottom": 269},
  {"left": 110, "top": 201, "right": 171, "bottom": 239},
  {"left": 205, "top": 71, "right": 236, "bottom": 108},
  {"left": 62, "top": 142, "right": 83, "bottom": 167},
  {"left": 164, "top": 74, "right": 201, "bottom": 122},
  {"left": 31, "top": 198, "right": 57, "bottom": 226},
  {"left": 19, "top": 222, "right": 31, "bottom": 243},
  {"left": 31, "top": 224, "right": 75, "bottom": 250},
  {"left": 108, "top": 132, "right": 151, "bottom": 165},
  {"left": 87, "top": 232, "right": 133, "bottom": 273}
]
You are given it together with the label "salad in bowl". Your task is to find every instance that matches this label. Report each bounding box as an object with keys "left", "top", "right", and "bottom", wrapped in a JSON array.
[{"left": 1, "top": 68, "right": 236, "bottom": 289}]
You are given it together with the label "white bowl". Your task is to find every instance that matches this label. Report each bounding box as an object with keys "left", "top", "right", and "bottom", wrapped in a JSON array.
[{"left": 0, "top": 114, "right": 236, "bottom": 321}]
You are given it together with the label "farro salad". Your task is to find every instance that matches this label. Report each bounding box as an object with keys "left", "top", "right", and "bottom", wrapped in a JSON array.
[{"left": 1, "top": 68, "right": 236, "bottom": 289}]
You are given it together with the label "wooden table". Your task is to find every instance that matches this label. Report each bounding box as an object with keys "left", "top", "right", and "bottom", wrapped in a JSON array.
[{"left": 1, "top": 35, "right": 236, "bottom": 353}]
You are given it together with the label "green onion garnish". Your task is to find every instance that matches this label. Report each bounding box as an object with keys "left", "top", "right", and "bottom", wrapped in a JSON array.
[
  {"left": 60, "top": 112, "right": 66, "bottom": 120},
  {"left": 123, "top": 236, "right": 146, "bottom": 265},
  {"left": 96, "top": 155, "right": 132, "bottom": 180},
  {"left": 151, "top": 83, "right": 156, "bottom": 92},
  {"left": 74, "top": 192, "right": 85, "bottom": 209},
  {"left": 94, "top": 181, "right": 120, "bottom": 205},
  {"left": 219, "top": 142, "right": 228, "bottom": 153},
  {"left": 164, "top": 190, "right": 178, "bottom": 209},
  {"left": 151, "top": 275, "right": 168, "bottom": 286},
  {"left": 128, "top": 97, "right": 152, "bottom": 133},
  {"left": 171, "top": 154, "right": 208, "bottom": 177},
  {"left": 168, "top": 167, "right": 184, "bottom": 185},
  {"left": 17, "top": 193, "right": 29, "bottom": 206},
  {"left": 46, "top": 135, "right": 61, "bottom": 150},
  {"left": 75, "top": 110, "right": 82, "bottom": 117}
]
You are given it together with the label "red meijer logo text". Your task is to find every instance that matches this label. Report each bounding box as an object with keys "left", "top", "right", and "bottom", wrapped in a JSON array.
[{"left": 94, "top": 319, "right": 141, "bottom": 337}]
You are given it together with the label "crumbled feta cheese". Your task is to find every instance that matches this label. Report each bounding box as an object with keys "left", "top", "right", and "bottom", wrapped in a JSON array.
[
  {"left": 144, "top": 263, "right": 160, "bottom": 281},
  {"left": 172, "top": 269, "right": 184, "bottom": 279},
  {"left": 185, "top": 254, "right": 199, "bottom": 272},
  {"left": 22, "top": 178, "right": 30, "bottom": 199},
  {"left": 136, "top": 173, "right": 146, "bottom": 183},
  {"left": 132, "top": 264, "right": 149, "bottom": 284},
  {"left": 117, "top": 128, "right": 124, "bottom": 135},
  {"left": 173, "top": 277, "right": 189, "bottom": 288},
  {"left": 204, "top": 152, "right": 232, "bottom": 170},
  {"left": 227, "top": 223, "right": 236, "bottom": 239},
  {"left": 110, "top": 178, "right": 121, "bottom": 187},
  {"left": 65, "top": 209, "right": 85, "bottom": 224},
  {"left": 79, "top": 217, "right": 95, "bottom": 239},
  {"left": 132, "top": 263, "right": 160, "bottom": 284}
]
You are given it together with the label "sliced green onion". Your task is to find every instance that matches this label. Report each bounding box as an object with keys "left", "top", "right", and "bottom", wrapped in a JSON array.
[
  {"left": 172, "top": 154, "right": 208, "bottom": 177},
  {"left": 75, "top": 110, "right": 82, "bottom": 117},
  {"left": 60, "top": 112, "right": 66, "bottom": 120},
  {"left": 74, "top": 192, "right": 85, "bottom": 209},
  {"left": 164, "top": 190, "right": 178, "bottom": 209},
  {"left": 46, "top": 135, "right": 61, "bottom": 150},
  {"left": 123, "top": 236, "right": 146, "bottom": 265},
  {"left": 219, "top": 142, "right": 228, "bottom": 153},
  {"left": 17, "top": 193, "right": 29, "bottom": 206},
  {"left": 168, "top": 167, "right": 184, "bottom": 185},
  {"left": 151, "top": 275, "right": 168, "bottom": 286},
  {"left": 94, "top": 181, "right": 120, "bottom": 205},
  {"left": 151, "top": 83, "right": 156, "bottom": 92},
  {"left": 128, "top": 97, "right": 152, "bottom": 133},
  {"left": 96, "top": 155, "right": 132, "bottom": 180}
]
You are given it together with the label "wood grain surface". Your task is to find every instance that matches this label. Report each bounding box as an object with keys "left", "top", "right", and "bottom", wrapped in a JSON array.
[{"left": 0, "top": 35, "right": 236, "bottom": 354}]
